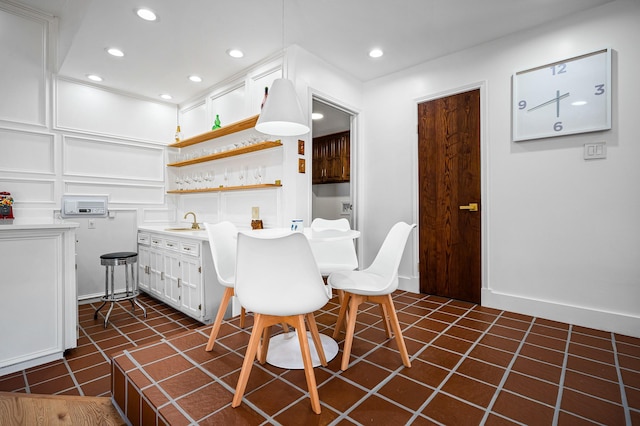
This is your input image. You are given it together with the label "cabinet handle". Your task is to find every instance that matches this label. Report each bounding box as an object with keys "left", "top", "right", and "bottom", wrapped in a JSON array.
[
  {"left": 177, "top": 278, "right": 181, "bottom": 287},
  {"left": 161, "top": 271, "right": 165, "bottom": 280}
]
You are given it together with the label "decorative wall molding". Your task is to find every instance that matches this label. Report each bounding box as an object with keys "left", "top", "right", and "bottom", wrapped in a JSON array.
[
  {"left": 0, "top": 3, "right": 49, "bottom": 127},
  {"left": 0, "top": 128, "right": 55, "bottom": 174},
  {"left": 0, "top": 177, "right": 56, "bottom": 203},
  {"left": 62, "top": 135, "right": 164, "bottom": 181},
  {"left": 141, "top": 207, "right": 176, "bottom": 224},
  {"left": 64, "top": 180, "right": 165, "bottom": 205},
  {"left": 54, "top": 77, "right": 175, "bottom": 144}
]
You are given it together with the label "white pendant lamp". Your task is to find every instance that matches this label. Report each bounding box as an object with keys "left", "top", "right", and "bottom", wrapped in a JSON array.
[
  {"left": 255, "top": 0, "right": 310, "bottom": 137},
  {"left": 255, "top": 78, "right": 309, "bottom": 136}
]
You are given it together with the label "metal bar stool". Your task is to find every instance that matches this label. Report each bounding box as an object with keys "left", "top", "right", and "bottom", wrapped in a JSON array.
[{"left": 94, "top": 251, "right": 147, "bottom": 327}]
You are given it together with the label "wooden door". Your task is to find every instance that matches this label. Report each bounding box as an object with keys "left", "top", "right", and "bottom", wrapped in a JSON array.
[{"left": 418, "top": 89, "right": 481, "bottom": 304}]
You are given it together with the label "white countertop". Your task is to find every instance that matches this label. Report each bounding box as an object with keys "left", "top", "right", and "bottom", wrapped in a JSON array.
[
  {"left": 138, "top": 225, "right": 209, "bottom": 240},
  {"left": 0, "top": 218, "right": 80, "bottom": 231}
]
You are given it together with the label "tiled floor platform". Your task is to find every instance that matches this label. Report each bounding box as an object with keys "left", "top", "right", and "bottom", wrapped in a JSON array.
[{"left": 110, "top": 292, "right": 640, "bottom": 425}]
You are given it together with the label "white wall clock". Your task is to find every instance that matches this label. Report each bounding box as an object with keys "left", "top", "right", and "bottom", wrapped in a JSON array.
[{"left": 512, "top": 48, "right": 611, "bottom": 142}]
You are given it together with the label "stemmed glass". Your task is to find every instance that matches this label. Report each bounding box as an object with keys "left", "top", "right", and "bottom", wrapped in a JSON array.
[
  {"left": 239, "top": 165, "right": 247, "bottom": 186},
  {"left": 254, "top": 166, "right": 264, "bottom": 184},
  {"left": 193, "top": 172, "right": 203, "bottom": 189},
  {"left": 223, "top": 168, "right": 229, "bottom": 187},
  {"left": 204, "top": 170, "right": 214, "bottom": 188},
  {"left": 175, "top": 175, "right": 183, "bottom": 191},
  {"left": 183, "top": 174, "right": 193, "bottom": 190}
]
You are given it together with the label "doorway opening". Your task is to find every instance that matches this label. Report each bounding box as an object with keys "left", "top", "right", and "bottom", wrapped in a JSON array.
[{"left": 311, "top": 98, "right": 355, "bottom": 228}]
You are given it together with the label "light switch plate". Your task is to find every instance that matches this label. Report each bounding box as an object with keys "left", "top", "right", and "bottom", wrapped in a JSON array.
[{"left": 584, "top": 142, "right": 606, "bottom": 160}]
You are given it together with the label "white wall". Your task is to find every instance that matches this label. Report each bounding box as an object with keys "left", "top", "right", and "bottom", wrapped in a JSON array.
[
  {"left": 0, "top": 4, "right": 175, "bottom": 299},
  {"left": 362, "top": 0, "right": 640, "bottom": 337}
]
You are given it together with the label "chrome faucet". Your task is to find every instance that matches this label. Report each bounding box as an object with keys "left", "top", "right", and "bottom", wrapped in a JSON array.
[{"left": 184, "top": 211, "right": 200, "bottom": 230}]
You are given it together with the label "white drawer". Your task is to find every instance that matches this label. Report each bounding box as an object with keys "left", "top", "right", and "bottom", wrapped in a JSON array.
[
  {"left": 150, "top": 236, "right": 163, "bottom": 247},
  {"left": 164, "top": 239, "right": 180, "bottom": 252},
  {"left": 137, "top": 233, "right": 150, "bottom": 245},
  {"left": 180, "top": 241, "right": 200, "bottom": 257}
]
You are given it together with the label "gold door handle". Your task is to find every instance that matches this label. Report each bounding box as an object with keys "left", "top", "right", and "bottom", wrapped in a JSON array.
[{"left": 459, "top": 203, "right": 478, "bottom": 212}]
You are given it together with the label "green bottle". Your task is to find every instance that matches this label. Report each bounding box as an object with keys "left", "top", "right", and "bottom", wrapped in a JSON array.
[{"left": 212, "top": 114, "right": 221, "bottom": 130}]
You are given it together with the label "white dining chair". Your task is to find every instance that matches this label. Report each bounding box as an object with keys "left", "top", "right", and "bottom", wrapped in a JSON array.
[
  {"left": 309, "top": 218, "right": 358, "bottom": 277},
  {"left": 232, "top": 232, "right": 331, "bottom": 414},
  {"left": 203, "top": 221, "right": 246, "bottom": 352},
  {"left": 329, "top": 221, "right": 416, "bottom": 371}
]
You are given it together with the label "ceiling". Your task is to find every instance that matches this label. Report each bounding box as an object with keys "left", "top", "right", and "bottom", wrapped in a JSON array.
[{"left": 14, "top": 0, "right": 614, "bottom": 105}]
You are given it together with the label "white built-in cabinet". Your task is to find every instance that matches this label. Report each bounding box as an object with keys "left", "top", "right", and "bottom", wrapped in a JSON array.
[{"left": 137, "top": 229, "right": 228, "bottom": 323}]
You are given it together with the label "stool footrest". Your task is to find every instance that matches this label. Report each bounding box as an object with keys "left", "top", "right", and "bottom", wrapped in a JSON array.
[{"left": 100, "top": 291, "right": 141, "bottom": 303}]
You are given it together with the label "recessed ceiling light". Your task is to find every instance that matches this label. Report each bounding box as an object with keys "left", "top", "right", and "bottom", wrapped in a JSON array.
[
  {"left": 312, "top": 113, "right": 324, "bottom": 120},
  {"left": 227, "top": 49, "right": 244, "bottom": 58},
  {"left": 87, "top": 74, "right": 103, "bottom": 82},
  {"left": 160, "top": 94, "right": 172, "bottom": 100},
  {"left": 136, "top": 8, "right": 157, "bottom": 21},
  {"left": 107, "top": 48, "right": 124, "bottom": 57},
  {"left": 188, "top": 75, "right": 202, "bottom": 83},
  {"left": 369, "top": 48, "right": 384, "bottom": 58}
]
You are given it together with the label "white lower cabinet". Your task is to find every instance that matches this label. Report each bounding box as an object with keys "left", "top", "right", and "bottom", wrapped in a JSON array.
[{"left": 137, "top": 230, "right": 228, "bottom": 324}]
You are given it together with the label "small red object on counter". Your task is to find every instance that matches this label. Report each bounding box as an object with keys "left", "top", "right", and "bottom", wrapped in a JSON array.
[{"left": 0, "top": 191, "right": 15, "bottom": 220}]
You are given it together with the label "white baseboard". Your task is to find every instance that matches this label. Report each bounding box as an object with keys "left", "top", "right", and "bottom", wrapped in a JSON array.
[{"left": 482, "top": 288, "right": 640, "bottom": 339}]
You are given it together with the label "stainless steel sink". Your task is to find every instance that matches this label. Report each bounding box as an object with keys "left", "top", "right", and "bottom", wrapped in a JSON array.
[{"left": 164, "top": 227, "right": 205, "bottom": 232}]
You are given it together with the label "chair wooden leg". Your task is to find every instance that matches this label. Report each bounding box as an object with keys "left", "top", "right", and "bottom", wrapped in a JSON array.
[
  {"left": 341, "top": 293, "right": 364, "bottom": 371},
  {"left": 240, "top": 307, "right": 246, "bottom": 328},
  {"left": 332, "top": 291, "right": 350, "bottom": 339},
  {"left": 379, "top": 303, "right": 392, "bottom": 338},
  {"left": 293, "top": 314, "right": 321, "bottom": 414},
  {"left": 378, "top": 294, "right": 411, "bottom": 368},
  {"left": 205, "top": 287, "right": 234, "bottom": 351},
  {"left": 258, "top": 325, "right": 272, "bottom": 364},
  {"left": 305, "top": 313, "right": 327, "bottom": 366},
  {"left": 232, "top": 313, "right": 265, "bottom": 408}
]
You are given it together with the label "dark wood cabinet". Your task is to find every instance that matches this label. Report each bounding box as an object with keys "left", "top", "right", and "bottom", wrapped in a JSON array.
[{"left": 312, "top": 131, "right": 350, "bottom": 184}]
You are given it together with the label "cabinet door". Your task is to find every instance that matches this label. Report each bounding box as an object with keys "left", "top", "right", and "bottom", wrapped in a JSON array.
[
  {"left": 148, "top": 249, "right": 164, "bottom": 297},
  {"left": 137, "top": 245, "right": 150, "bottom": 291},
  {"left": 312, "top": 131, "right": 350, "bottom": 184},
  {"left": 180, "top": 256, "right": 202, "bottom": 319},
  {"left": 163, "top": 252, "right": 181, "bottom": 308}
]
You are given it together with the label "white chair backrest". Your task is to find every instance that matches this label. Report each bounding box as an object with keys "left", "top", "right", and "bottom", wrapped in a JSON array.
[
  {"left": 204, "top": 221, "right": 238, "bottom": 287},
  {"left": 365, "top": 222, "right": 416, "bottom": 292},
  {"left": 309, "top": 217, "right": 358, "bottom": 275},
  {"left": 235, "top": 233, "right": 330, "bottom": 316},
  {"left": 311, "top": 217, "right": 351, "bottom": 231}
]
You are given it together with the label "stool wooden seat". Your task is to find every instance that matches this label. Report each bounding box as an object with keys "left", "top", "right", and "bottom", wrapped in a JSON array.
[{"left": 93, "top": 251, "right": 147, "bottom": 327}]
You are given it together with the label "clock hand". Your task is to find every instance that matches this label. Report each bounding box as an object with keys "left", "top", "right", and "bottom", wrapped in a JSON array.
[{"left": 527, "top": 91, "right": 570, "bottom": 115}]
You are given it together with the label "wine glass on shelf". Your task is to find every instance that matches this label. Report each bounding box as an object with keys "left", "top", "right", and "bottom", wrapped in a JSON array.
[
  {"left": 175, "top": 175, "right": 183, "bottom": 191},
  {"left": 239, "top": 165, "right": 247, "bottom": 186},
  {"left": 254, "top": 166, "right": 264, "bottom": 184},
  {"left": 223, "top": 168, "right": 229, "bottom": 187},
  {"left": 183, "top": 174, "right": 193, "bottom": 190},
  {"left": 204, "top": 170, "right": 214, "bottom": 188},
  {"left": 193, "top": 172, "right": 203, "bottom": 189}
]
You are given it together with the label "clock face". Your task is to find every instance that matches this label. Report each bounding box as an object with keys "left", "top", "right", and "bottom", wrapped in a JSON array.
[{"left": 512, "top": 49, "right": 611, "bottom": 141}]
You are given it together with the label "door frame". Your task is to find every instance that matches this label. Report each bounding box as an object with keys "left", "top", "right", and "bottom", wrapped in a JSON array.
[
  {"left": 413, "top": 81, "right": 489, "bottom": 299},
  {"left": 308, "top": 91, "right": 360, "bottom": 228}
]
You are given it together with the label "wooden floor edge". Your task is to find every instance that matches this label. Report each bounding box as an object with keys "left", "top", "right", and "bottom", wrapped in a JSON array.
[{"left": 0, "top": 391, "right": 125, "bottom": 426}]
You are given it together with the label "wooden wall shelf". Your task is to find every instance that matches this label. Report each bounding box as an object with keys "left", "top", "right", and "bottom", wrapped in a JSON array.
[
  {"left": 167, "top": 183, "right": 281, "bottom": 194},
  {"left": 170, "top": 115, "right": 259, "bottom": 148},
  {"left": 168, "top": 140, "right": 282, "bottom": 167}
]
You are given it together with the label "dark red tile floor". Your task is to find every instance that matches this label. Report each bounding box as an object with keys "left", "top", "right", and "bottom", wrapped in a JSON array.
[{"left": 1, "top": 292, "right": 639, "bottom": 425}]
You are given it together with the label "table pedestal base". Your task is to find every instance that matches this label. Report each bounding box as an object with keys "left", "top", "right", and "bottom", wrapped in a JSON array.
[{"left": 266, "top": 331, "right": 338, "bottom": 369}]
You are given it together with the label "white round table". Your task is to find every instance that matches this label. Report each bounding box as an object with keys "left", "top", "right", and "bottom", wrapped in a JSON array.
[{"left": 266, "top": 331, "right": 339, "bottom": 369}]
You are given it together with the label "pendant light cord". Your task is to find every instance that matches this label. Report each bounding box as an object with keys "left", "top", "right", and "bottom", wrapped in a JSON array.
[{"left": 282, "top": 0, "right": 287, "bottom": 79}]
